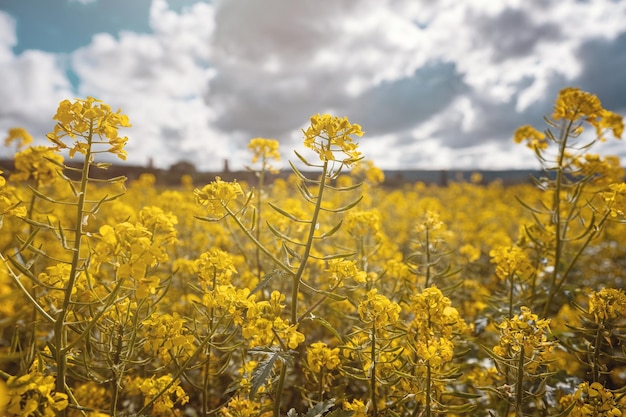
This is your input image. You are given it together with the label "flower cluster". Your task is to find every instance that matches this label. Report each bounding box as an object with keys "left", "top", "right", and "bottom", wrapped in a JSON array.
[
  {"left": 127, "top": 375, "right": 189, "bottom": 416},
  {"left": 489, "top": 245, "right": 534, "bottom": 282},
  {"left": 588, "top": 288, "right": 626, "bottom": 323},
  {"left": 553, "top": 87, "right": 624, "bottom": 139},
  {"left": 10, "top": 146, "right": 64, "bottom": 186},
  {"left": 562, "top": 382, "right": 622, "bottom": 417},
  {"left": 357, "top": 289, "right": 401, "bottom": 327},
  {"left": 194, "top": 176, "right": 245, "bottom": 217},
  {"left": 142, "top": 312, "right": 195, "bottom": 362},
  {"left": 325, "top": 258, "right": 367, "bottom": 287},
  {"left": 4, "top": 127, "right": 33, "bottom": 149},
  {"left": 513, "top": 125, "right": 547, "bottom": 150},
  {"left": 493, "top": 306, "right": 552, "bottom": 358},
  {"left": 46, "top": 96, "right": 131, "bottom": 160},
  {"left": 248, "top": 137, "right": 281, "bottom": 165},
  {"left": 303, "top": 114, "right": 363, "bottom": 166},
  {"left": 5, "top": 366, "right": 68, "bottom": 417},
  {"left": 242, "top": 290, "right": 305, "bottom": 349}
]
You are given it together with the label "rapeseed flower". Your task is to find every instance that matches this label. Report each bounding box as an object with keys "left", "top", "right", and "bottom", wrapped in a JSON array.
[
  {"left": 46, "top": 96, "right": 131, "bottom": 160},
  {"left": 303, "top": 113, "right": 363, "bottom": 166},
  {"left": 4, "top": 127, "right": 33, "bottom": 149}
]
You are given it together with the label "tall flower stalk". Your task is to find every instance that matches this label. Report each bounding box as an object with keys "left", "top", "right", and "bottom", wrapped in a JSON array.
[
  {"left": 4, "top": 97, "right": 131, "bottom": 415},
  {"left": 514, "top": 88, "right": 624, "bottom": 317},
  {"left": 195, "top": 114, "right": 364, "bottom": 416}
]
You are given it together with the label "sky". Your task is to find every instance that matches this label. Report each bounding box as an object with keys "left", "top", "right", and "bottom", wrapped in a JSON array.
[{"left": 1, "top": 0, "right": 626, "bottom": 172}]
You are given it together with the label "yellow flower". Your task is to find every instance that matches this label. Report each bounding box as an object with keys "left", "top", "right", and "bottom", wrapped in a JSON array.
[
  {"left": 10, "top": 145, "right": 64, "bottom": 186},
  {"left": 221, "top": 395, "right": 262, "bottom": 417},
  {"left": 326, "top": 258, "right": 367, "bottom": 287},
  {"left": 494, "top": 306, "right": 552, "bottom": 357},
  {"left": 603, "top": 183, "right": 626, "bottom": 218},
  {"left": 407, "top": 286, "right": 467, "bottom": 338},
  {"left": 552, "top": 87, "right": 603, "bottom": 123},
  {"left": 489, "top": 245, "right": 534, "bottom": 282},
  {"left": 358, "top": 288, "right": 401, "bottom": 326},
  {"left": 588, "top": 288, "right": 626, "bottom": 322},
  {"left": 6, "top": 369, "right": 68, "bottom": 417},
  {"left": 248, "top": 137, "right": 281, "bottom": 164},
  {"left": 306, "top": 341, "right": 341, "bottom": 373},
  {"left": 343, "top": 399, "right": 368, "bottom": 417},
  {"left": 513, "top": 125, "right": 547, "bottom": 150},
  {"left": 344, "top": 209, "right": 381, "bottom": 238},
  {"left": 599, "top": 109, "right": 624, "bottom": 139},
  {"left": 196, "top": 248, "right": 238, "bottom": 288},
  {"left": 46, "top": 96, "right": 131, "bottom": 160},
  {"left": 194, "top": 176, "right": 245, "bottom": 216},
  {"left": 562, "top": 381, "right": 622, "bottom": 417},
  {"left": 351, "top": 159, "right": 385, "bottom": 184},
  {"left": 4, "top": 127, "right": 33, "bottom": 149},
  {"left": 303, "top": 113, "right": 363, "bottom": 166}
]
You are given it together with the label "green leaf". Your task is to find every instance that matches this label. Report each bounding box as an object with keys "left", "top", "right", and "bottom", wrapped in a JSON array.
[
  {"left": 249, "top": 351, "right": 280, "bottom": 399},
  {"left": 316, "top": 290, "right": 349, "bottom": 302},
  {"left": 480, "top": 345, "right": 509, "bottom": 364},
  {"left": 308, "top": 252, "right": 355, "bottom": 261},
  {"left": 250, "top": 270, "right": 284, "bottom": 295},
  {"left": 318, "top": 220, "right": 343, "bottom": 239},
  {"left": 268, "top": 201, "right": 311, "bottom": 223},
  {"left": 303, "top": 399, "right": 335, "bottom": 417},
  {"left": 305, "top": 316, "right": 344, "bottom": 343},
  {"left": 266, "top": 221, "right": 306, "bottom": 246},
  {"left": 319, "top": 195, "right": 363, "bottom": 213},
  {"left": 324, "top": 181, "right": 362, "bottom": 192},
  {"left": 293, "top": 150, "right": 323, "bottom": 168},
  {"left": 440, "top": 391, "right": 483, "bottom": 399},
  {"left": 28, "top": 186, "right": 72, "bottom": 205}
]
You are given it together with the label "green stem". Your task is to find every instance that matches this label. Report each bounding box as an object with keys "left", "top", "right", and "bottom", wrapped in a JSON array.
[
  {"left": 54, "top": 125, "right": 94, "bottom": 405},
  {"left": 542, "top": 210, "right": 608, "bottom": 317},
  {"left": 254, "top": 161, "right": 266, "bottom": 280},
  {"left": 318, "top": 370, "right": 325, "bottom": 402},
  {"left": 508, "top": 273, "right": 515, "bottom": 320},
  {"left": 204, "top": 268, "right": 217, "bottom": 417},
  {"left": 592, "top": 321, "right": 604, "bottom": 383},
  {"left": 224, "top": 205, "right": 292, "bottom": 276},
  {"left": 203, "top": 351, "right": 211, "bottom": 417},
  {"left": 425, "top": 362, "right": 432, "bottom": 417},
  {"left": 542, "top": 119, "right": 574, "bottom": 317},
  {"left": 291, "top": 161, "right": 328, "bottom": 325},
  {"left": 370, "top": 320, "right": 378, "bottom": 417},
  {"left": 515, "top": 346, "right": 525, "bottom": 417},
  {"left": 424, "top": 226, "right": 431, "bottom": 288},
  {"left": 273, "top": 361, "right": 288, "bottom": 417}
]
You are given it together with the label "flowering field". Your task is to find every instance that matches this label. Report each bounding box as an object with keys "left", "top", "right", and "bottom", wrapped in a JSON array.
[{"left": 1, "top": 88, "right": 626, "bottom": 417}]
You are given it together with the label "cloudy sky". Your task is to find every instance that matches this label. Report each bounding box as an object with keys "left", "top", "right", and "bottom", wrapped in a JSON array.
[{"left": 1, "top": 0, "right": 625, "bottom": 171}]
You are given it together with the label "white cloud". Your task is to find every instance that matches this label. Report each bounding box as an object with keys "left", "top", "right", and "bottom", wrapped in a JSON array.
[
  {"left": 69, "top": 0, "right": 226, "bottom": 169},
  {"left": 0, "top": 12, "right": 73, "bottom": 155}
]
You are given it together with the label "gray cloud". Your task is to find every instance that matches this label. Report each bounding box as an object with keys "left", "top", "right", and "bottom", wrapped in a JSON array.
[
  {"left": 574, "top": 32, "right": 626, "bottom": 112},
  {"left": 348, "top": 62, "right": 467, "bottom": 136},
  {"left": 475, "top": 7, "right": 562, "bottom": 62}
]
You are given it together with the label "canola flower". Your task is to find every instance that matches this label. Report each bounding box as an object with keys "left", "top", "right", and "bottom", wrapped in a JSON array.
[
  {"left": 4, "top": 127, "right": 33, "bottom": 149},
  {"left": 47, "top": 96, "right": 131, "bottom": 160},
  {"left": 303, "top": 113, "right": 363, "bottom": 166}
]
